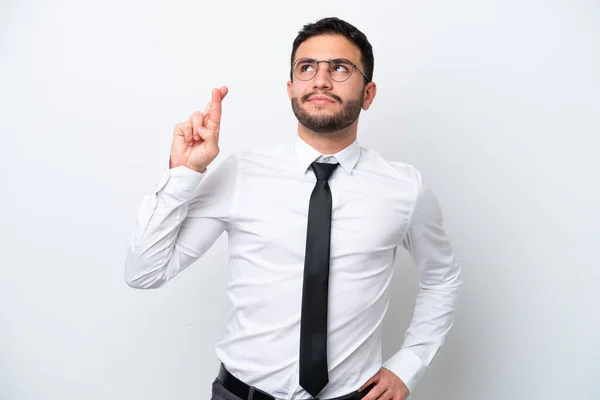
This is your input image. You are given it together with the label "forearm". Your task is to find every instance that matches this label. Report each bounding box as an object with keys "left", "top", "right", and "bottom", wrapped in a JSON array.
[
  {"left": 124, "top": 165, "right": 224, "bottom": 288},
  {"left": 383, "top": 266, "right": 461, "bottom": 391},
  {"left": 383, "top": 271, "right": 461, "bottom": 391}
]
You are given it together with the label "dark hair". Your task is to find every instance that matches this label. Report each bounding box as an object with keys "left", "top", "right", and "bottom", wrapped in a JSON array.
[{"left": 290, "top": 17, "right": 374, "bottom": 83}]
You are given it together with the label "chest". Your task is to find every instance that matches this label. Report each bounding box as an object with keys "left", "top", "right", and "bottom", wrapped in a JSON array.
[{"left": 230, "top": 168, "right": 416, "bottom": 258}]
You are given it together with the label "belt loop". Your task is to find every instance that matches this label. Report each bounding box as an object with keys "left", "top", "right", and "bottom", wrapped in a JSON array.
[{"left": 248, "top": 386, "right": 255, "bottom": 400}]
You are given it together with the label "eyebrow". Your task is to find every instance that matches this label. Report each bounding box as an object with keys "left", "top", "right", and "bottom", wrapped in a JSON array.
[
  {"left": 294, "top": 58, "right": 353, "bottom": 64},
  {"left": 295, "top": 58, "right": 316, "bottom": 63}
]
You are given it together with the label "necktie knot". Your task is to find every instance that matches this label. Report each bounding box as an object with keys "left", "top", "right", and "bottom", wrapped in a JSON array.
[{"left": 311, "top": 162, "right": 339, "bottom": 182}]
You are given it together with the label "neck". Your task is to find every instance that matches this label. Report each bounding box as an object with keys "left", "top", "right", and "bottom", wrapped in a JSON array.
[{"left": 297, "top": 122, "right": 358, "bottom": 154}]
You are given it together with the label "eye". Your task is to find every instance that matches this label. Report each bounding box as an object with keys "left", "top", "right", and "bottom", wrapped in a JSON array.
[
  {"left": 331, "top": 63, "right": 350, "bottom": 73},
  {"left": 301, "top": 64, "right": 316, "bottom": 72}
]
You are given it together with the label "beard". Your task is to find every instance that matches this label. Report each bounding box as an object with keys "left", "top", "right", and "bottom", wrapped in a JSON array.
[{"left": 291, "top": 91, "right": 363, "bottom": 135}]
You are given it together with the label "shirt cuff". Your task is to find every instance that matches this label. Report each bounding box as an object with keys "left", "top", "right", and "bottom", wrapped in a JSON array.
[
  {"left": 382, "top": 348, "right": 427, "bottom": 394},
  {"left": 155, "top": 164, "right": 206, "bottom": 202}
]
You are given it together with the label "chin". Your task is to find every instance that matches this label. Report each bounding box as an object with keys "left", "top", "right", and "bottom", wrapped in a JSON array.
[{"left": 305, "top": 104, "right": 336, "bottom": 112}]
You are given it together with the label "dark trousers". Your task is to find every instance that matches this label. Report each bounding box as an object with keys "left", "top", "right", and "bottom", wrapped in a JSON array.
[
  {"left": 211, "top": 377, "right": 375, "bottom": 400},
  {"left": 211, "top": 378, "right": 244, "bottom": 400}
]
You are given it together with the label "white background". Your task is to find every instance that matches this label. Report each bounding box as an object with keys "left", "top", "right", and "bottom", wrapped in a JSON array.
[{"left": 1, "top": 0, "right": 599, "bottom": 399}]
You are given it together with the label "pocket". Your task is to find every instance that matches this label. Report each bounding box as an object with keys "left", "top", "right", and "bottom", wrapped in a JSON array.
[
  {"left": 211, "top": 378, "right": 243, "bottom": 400},
  {"left": 211, "top": 378, "right": 223, "bottom": 400},
  {"left": 357, "top": 383, "right": 376, "bottom": 399}
]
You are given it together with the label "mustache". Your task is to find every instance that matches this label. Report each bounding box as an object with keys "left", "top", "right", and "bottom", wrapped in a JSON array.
[{"left": 301, "top": 91, "right": 343, "bottom": 104}]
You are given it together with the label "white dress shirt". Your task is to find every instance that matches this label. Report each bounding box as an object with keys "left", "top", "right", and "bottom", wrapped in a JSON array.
[{"left": 125, "top": 136, "right": 462, "bottom": 398}]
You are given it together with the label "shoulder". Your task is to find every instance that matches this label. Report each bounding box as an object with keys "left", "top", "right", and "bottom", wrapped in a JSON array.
[
  {"left": 358, "top": 146, "right": 424, "bottom": 189},
  {"left": 212, "top": 143, "right": 288, "bottom": 168},
  {"left": 232, "top": 143, "right": 290, "bottom": 162},
  {"left": 225, "top": 143, "right": 295, "bottom": 174}
]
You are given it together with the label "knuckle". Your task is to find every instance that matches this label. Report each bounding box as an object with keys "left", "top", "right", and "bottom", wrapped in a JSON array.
[
  {"left": 175, "top": 123, "right": 188, "bottom": 136},
  {"left": 205, "top": 146, "right": 219, "bottom": 160}
]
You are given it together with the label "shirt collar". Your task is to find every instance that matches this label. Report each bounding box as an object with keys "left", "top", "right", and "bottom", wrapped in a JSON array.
[{"left": 292, "top": 135, "right": 361, "bottom": 175}]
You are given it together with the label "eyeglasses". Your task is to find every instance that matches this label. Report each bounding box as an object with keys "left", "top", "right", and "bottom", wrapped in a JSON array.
[{"left": 292, "top": 58, "right": 370, "bottom": 83}]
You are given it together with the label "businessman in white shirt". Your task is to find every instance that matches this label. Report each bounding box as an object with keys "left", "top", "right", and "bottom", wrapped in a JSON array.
[{"left": 125, "top": 16, "right": 462, "bottom": 400}]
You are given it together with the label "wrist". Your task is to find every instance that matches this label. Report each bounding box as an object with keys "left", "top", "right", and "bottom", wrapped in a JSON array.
[{"left": 169, "top": 158, "right": 206, "bottom": 174}]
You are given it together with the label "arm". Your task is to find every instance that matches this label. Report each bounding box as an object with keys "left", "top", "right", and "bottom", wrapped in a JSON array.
[
  {"left": 124, "top": 153, "right": 238, "bottom": 289},
  {"left": 382, "top": 171, "right": 463, "bottom": 393}
]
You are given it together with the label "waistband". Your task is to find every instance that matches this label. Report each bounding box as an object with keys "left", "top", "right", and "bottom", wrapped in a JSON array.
[{"left": 217, "top": 364, "right": 375, "bottom": 400}]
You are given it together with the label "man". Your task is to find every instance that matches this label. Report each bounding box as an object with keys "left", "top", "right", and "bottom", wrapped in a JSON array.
[{"left": 125, "top": 17, "right": 462, "bottom": 400}]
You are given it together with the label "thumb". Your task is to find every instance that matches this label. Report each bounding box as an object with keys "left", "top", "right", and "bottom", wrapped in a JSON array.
[{"left": 199, "top": 127, "right": 219, "bottom": 160}]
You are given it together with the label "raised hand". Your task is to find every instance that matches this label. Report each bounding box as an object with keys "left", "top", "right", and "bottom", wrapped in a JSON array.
[{"left": 169, "top": 86, "right": 228, "bottom": 173}]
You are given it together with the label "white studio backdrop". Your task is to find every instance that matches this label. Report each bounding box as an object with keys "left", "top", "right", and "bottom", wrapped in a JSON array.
[{"left": 1, "top": 0, "right": 599, "bottom": 399}]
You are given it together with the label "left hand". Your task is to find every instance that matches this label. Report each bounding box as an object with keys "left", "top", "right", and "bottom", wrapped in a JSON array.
[{"left": 357, "top": 367, "right": 410, "bottom": 400}]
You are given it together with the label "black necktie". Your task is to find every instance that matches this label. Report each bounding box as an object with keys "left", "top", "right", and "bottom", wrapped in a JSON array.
[{"left": 299, "top": 161, "right": 339, "bottom": 397}]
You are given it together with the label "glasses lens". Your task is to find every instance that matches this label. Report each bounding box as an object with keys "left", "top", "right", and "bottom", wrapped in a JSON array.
[
  {"left": 329, "top": 60, "right": 353, "bottom": 82},
  {"left": 294, "top": 59, "right": 317, "bottom": 81}
]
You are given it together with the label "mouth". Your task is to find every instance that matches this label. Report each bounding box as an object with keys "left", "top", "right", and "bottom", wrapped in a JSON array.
[{"left": 307, "top": 95, "right": 337, "bottom": 105}]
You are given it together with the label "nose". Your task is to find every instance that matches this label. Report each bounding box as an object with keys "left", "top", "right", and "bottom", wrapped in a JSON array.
[{"left": 312, "top": 61, "right": 333, "bottom": 91}]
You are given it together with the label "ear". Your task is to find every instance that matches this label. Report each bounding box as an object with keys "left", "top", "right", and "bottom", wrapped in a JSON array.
[
  {"left": 287, "top": 80, "right": 293, "bottom": 100},
  {"left": 362, "top": 81, "right": 377, "bottom": 111}
]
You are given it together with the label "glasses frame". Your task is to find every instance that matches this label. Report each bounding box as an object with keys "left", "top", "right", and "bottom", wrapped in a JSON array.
[{"left": 291, "top": 58, "right": 370, "bottom": 83}]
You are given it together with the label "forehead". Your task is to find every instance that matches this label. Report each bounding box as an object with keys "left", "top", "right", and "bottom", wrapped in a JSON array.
[{"left": 295, "top": 34, "right": 362, "bottom": 64}]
